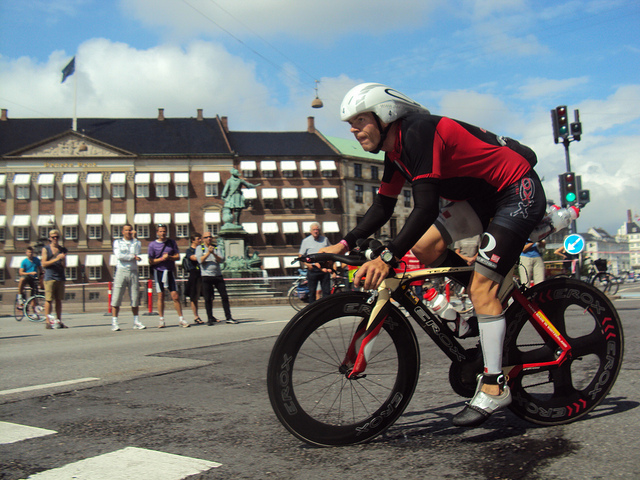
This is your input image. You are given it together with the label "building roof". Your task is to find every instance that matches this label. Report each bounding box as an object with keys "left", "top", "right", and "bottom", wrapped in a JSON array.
[
  {"left": 0, "top": 117, "right": 230, "bottom": 156},
  {"left": 325, "top": 136, "right": 385, "bottom": 161},
  {"left": 227, "top": 131, "right": 337, "bottom": 157}
]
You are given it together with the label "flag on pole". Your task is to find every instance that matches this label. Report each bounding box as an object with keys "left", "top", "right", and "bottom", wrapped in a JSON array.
[{"left": 61, "top": 56, "right": 76, "bottom": 83}]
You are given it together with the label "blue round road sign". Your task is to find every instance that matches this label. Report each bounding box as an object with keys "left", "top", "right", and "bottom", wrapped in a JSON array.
[{"left": 564, "top": 234, "right": 585, "bottom": 255}]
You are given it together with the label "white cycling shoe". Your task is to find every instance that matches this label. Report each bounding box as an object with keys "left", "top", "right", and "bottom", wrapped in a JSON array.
[{"left": 453, "top": 374, "right": 512, "bottom": 427}]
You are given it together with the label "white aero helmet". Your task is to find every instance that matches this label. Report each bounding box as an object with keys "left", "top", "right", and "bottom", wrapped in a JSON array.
[{"left": 340, "top": 83, "right": 430, "bottom": 123}]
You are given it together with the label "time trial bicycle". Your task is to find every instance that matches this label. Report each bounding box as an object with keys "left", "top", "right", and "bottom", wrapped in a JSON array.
[
  {"left": 14, "top": 278, "right": 47, "bottom": 323},
  {"left": 267, "top": 248, "right": 624, "bottom": 447}
]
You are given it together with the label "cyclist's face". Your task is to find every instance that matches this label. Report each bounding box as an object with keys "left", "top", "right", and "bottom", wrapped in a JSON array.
[{"left": 348, "top": 112, "right": 380, "bottom": 152}]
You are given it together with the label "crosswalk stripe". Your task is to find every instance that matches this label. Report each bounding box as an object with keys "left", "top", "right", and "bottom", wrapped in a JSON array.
[
  {"left": 0, "top": 377, "right": 101, "bottom": 396},
  {"left": 0, "top": 421, "right": 57, "bottom": 444},
  {"left": 26, "top": 446, "right": 221, "bottom": 479}
]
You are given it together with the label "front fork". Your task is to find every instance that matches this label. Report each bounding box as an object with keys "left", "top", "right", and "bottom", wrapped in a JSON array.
[{"left": 342, "top": 282, "right": 398, "bottom": 378}]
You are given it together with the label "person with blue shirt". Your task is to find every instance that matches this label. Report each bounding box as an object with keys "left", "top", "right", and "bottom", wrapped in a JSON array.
[
  {"left": 519, "top": 240, "right": 545, "bottom": 286},
  {"left": 18, "top": 246, "right": 43, "bottom": 306}
]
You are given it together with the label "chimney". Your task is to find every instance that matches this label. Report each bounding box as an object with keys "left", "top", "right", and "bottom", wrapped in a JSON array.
[
  {"left": 628, "top": 210, "right": 632, "bottom": 222},
  {"left": 307, "top": 116, "right": 315, "bottom": 133},
  {"left": 197, "top": 108, "right": 203, "bottom": 121},
  {"left": 158, "top": 108, "right": 165, "bottom": 121},
  {"left": 220, "top": 116, "right": 229, "bottom": 133},
  {"left": 1, "top": 109, "right": 7, "bottom": 121}
]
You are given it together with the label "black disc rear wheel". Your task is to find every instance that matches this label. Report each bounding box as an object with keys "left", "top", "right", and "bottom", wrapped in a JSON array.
[{"left": 504, "top": 278, "right": 623, "bottom": 425}]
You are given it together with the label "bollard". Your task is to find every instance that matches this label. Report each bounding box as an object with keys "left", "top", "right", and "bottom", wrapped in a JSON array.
[
  {"left": 107, "top": 281, "right": 112, "bottom": 314},
  {"left": 147, "top": 278, "right": 154, "bottom": 315}
]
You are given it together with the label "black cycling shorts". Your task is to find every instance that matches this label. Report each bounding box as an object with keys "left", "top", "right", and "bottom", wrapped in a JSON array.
[{"left": 435, "top": 170, "right": 546, "bottom": 283}]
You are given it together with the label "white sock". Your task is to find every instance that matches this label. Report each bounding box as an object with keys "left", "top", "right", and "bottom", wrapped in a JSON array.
[
  {"left": 133, "top": 315, "right": 140, "bottom": 324},
  {"left": 112, "top": 317, "right": 118, "bottom": 324},
  {"left": 478, "top": 313, "right": 506, "bottom": 375},
  {"left": 179, "top": 316, "right": 184, "bottom": 322}
]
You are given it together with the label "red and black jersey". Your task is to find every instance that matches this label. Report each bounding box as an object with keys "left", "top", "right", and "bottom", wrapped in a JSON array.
[{"left": 379, "top": 114, "right": 534, "bottom": 201}]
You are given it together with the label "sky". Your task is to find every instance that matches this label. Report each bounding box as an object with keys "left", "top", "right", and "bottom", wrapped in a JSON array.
[{"left": 1, "top": 0, "right": 639, "bottom": 236}]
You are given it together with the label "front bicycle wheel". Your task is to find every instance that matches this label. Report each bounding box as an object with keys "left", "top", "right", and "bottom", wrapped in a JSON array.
[
  {"left": 504, "top": 277, "right": 623, "bottom": 425},
  {"left": 25, "top": 295, "right": 47, "bottom": 322},
  {"left": 287, "top": 285, "right": 308, "bottom": 311},
  {"left": 267, "top": 292, "right": 420, "bottom": 446}
]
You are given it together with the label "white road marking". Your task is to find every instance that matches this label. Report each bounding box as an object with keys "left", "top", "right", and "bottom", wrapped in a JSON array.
[
  {"left": 27, "top": 446, "right": 221, "bottom": 479},
  {"left": 0, "top": 377, "right": 100, "bottom": 396},
  {"left": 0, "top": 421, "right": 57, "bottom": 444}
]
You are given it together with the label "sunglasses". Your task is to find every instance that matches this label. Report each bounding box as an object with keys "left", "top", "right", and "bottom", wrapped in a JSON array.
[
  {"left": 50, "top": 236, "right": 59, "bottom": 239},
  {"left": 203, "top": 236, "right": 212, "bottom": 239}
]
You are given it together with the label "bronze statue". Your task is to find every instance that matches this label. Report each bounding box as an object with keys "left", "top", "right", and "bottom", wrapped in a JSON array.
[{"left": 221, "top": 168, "right": 260, "bottom": 226}]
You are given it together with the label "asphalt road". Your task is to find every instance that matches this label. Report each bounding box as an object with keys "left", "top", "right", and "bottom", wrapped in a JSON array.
[{"left": 1, "top": 284, "right": 639, "bottom": 480}]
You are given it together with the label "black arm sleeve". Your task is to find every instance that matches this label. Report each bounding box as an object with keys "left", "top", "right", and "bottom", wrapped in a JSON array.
[
  {"left": 386, "top": 180, "right": 440, "bottom": 258},
  {"left": 343, "top": 194, "right": 397, "bottom": 248}
]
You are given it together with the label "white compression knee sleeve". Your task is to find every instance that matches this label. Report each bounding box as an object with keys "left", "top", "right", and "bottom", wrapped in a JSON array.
[{"left": 478, "top": 313, "right": 506, "bottom": 375}]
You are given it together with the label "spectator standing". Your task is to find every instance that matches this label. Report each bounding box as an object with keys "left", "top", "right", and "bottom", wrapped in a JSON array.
[
  {"left": 111, "top": 223, "right": 146, "bottom": 331},
  {"left": 148, "top": 224, "right": 189, "bottom": 328},
  {"left": 554, "top": 245, "right": 576, "bottom": 274},
  {"left": 519, "top": 240, "right": 545, "bottom": 286},
  {"left": 185, "top": 232, "right": 204, "bottom": 324},
  {"left": 18, "top": 246, "right": 43, "bottom": 306},
  {"left": 299, "top": 223, "right": 332, "bottom": 303},
  {"left": 41, "top": 229, "right": 67, "bottom": 329},
  {"left": 197, "top": 233, "right": 236, "bottom": 325}
]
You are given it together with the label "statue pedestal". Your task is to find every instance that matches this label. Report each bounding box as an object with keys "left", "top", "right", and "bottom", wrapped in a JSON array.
[{"left": 218, "top": 226, "right": 261, "bottom": 278}]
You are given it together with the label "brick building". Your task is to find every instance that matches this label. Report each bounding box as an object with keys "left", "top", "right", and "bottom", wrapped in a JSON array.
[{"left": 0, "top": 109, "right": 409, "bottom": 284}]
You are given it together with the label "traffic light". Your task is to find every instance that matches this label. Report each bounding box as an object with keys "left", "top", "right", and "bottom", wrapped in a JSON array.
[
  {"left": 578, "top": 189, "right": 590, "bottom": 206},
  {"left": 551, "top": 105, "right": 569, "bottom": 144},
  {"left": 570, "top": 109, "right": 582, "bottom": 141},
  {"left": 559, "top": 172, "right": 578, "bottom": 207}
]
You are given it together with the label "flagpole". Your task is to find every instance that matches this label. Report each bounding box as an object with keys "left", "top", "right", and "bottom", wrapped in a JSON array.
[{"left": 72, "top": 60, "right": 78, "bottom": 131}]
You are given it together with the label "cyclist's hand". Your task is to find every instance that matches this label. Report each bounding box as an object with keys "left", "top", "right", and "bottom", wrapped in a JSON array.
[
  {"left": 354, "top": 258, "right": 391, "bottom": 290},
  {"left": 320, "top": 244, "right": 346, "bottom": 255}
]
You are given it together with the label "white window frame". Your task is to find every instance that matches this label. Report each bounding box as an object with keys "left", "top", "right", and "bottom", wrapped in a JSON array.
[
  {"left": 175, "top": 183, "right": 188, "bottom": 198},
  {"left": 15, "top": 227, "right": 30, "bottom": 241},
  {"left": 136, "top": 184, "right": 149, "bottom": 198},
  {"left": 156, "top": 183, "right": 169, "bottom": 198},
  {"left": 88, "top": 266, "right": 102, "bottom": 281},
  {"left": 136, "top": 225, "right": 150, "bottom": 239},
  {"left": 176, "top": 224, "right": 189, "bottom": 238},
  {"left": 304, "top": 198, "right": 314, "bottom": 209},
  {"left": 40, "top": 185, "right": 54, "bottom": 200},
  {"left": 206, "top": 224, "right": 220, "bottom": 236},
  {"left": 112, "top": 225, "right": 123, "bottom": 239},
  {"left": 88, "top": 184, "right": 102, "bottom": 199},
  {"left": 64, "top": 184, "right": 78, "bottom": 199},
  {"left": 16, "top": 185, "right": 30, "bottom": 200},
  {"left": 88, "top": 225, "right": 102, "bottom": 240},
  {"left": 0, "top": 186, "right": 5, "bottom": 200},
  {"left": 323, "top": 198, "right": 334, "bottom": 209},
  {"left": 65, "top": 266, "right": 77, "bottom": 281},
  {"left": 38, "top": 226, "right": 49, "bottom": 240},
  {"left": 284, "top": 198, "right": 295, "bottom": 209},
  {"left": 64, "top": 226, "right": 78, "bottom": 241},
  {"left": 112, "top": 184, "right": 125, "bottom": 199}
]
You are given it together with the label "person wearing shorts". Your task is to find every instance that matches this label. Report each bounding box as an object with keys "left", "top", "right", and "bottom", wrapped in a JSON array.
[
  {"left": 111, "top": 223, "right": 145, "bottom": 331},
  {"left": 41, "top": 229, "right": 68, "bottom": 329},
  {"left": 324, "top": 83, "right": 547, "bottom": 427},
  {"left": 148, "top": 224, "right": 188, "bottom": 328}
]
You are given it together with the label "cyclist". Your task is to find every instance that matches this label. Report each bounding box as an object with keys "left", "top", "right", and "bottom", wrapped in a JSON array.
[
  {"left": 17, "top": 246, "right": 43, "bottom": 307},
  {"left": 322, "top": 83, "right": 547, "bottom": 427}
]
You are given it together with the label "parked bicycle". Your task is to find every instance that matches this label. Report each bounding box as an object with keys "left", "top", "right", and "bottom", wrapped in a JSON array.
[
  {"left": 14, "top": 278, "right": 46, "bottom": 323},
  {"left": 268, "top": 248, "right": 624, "bottom": 446},
  {"left": 586, "top": 258, "right": 620, "bottom": 295},
  {"left": 287, "top": 268, "right": 349, "bottom": 311}
]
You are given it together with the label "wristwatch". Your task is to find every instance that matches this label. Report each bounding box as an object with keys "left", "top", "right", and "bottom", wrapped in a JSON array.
[{"left": 380, "top": 248, "right": 398, "bottom": 267}]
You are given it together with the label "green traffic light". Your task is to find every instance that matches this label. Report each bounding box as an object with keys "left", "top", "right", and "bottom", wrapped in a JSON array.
[{"left": 566, "top": 192, "right": 576, "bottom": 202}]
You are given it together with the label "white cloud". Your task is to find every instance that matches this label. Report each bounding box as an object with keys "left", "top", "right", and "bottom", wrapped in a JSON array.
[
  {"left": 120, "top": 0, "right": 444, "bottom": 41},
  {"left": 519, "top": 77, "right": 590, "bottom": 99}
]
